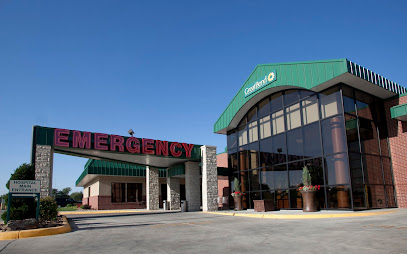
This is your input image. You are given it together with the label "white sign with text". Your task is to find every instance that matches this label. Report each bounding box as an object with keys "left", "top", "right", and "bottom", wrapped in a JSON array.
[{"left": 10, "top": 180, "right": 40, "bottom": 194}]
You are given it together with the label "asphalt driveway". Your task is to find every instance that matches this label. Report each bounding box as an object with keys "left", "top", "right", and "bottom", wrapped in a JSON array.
[{"left": 1, "top": 209, "right": 407, "bottom": 254}]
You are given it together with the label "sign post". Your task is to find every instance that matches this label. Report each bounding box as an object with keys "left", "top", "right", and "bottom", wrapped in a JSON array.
[{"left": 6, "top": 180, "right": 41, "bottom": 223}]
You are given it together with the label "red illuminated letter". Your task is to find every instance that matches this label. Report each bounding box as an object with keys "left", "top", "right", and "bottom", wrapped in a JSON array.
[
  {"left": 182, "top": 143, "right": 194, "bottom": 158},
  {"left": 142, "top": 139, "right": 155, "bottom": 155},
  {"left": 54, "top": 129, "right": 70, "bottom": 147},
  {"left": 126, "top": 137, "right": 140, "bottom": 153},
  {"left": 170, "top": 142, "right": 182, "bottom": 157},
  {"left": 156, "top": 140, "right": 169, "bottom": 156},
  {"left": 94, "top": 133, "right": 108, "bottom": 150},
  {"left": 110, "top": 135, "right": 124, "bottom": 152},
  {"left": 72, "top": 131, "right": 91, "bottom": 149}
]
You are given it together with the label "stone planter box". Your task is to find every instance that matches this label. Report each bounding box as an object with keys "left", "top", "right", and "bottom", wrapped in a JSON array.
[{"left": 254, "top": 200, "right": 275, "bottom": 212}]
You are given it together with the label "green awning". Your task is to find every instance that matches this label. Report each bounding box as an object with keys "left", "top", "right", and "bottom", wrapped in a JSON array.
[{"left": 391, "top": 103, "right": 407, "bottom": 121}]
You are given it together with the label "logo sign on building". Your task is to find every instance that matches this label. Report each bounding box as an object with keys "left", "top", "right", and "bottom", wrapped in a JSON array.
[
  {"left": 10, "top": 180, "right": 41, "bottom": 194},
  {"left": 244, "top": 70, "right": 277, "bottom": 97}
]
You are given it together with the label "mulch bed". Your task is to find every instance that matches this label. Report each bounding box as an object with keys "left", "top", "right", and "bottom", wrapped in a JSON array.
[{"left": 1, "top": 215, "right": 64, "bottom": 232}]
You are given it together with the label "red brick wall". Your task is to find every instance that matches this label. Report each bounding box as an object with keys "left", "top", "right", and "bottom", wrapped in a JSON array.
[
  {"left": 385, "top": 95, "right": 407, "bottom": 208},
  {"left": 97, "top": 196, "right": 146, "bottom": 210},
  {"left": 217, "top": 153, "right": 228, "bottom": 168}
]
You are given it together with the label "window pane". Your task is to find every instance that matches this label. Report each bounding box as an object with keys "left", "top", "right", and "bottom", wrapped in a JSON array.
[
  {"left": 359, "top": 118, "right": 380, "bottom": 155},
  {"left": 302, "top": 95, "right": 319, "bottom": 125},
  {"left": 321, "top": 115, "right": 347, "bottom": 155},
  {"left": 287, "top": 128, "right": 304, "bottom": 161},
  {"left": 228, "top": 151, "right": 238, "bottom": 172},
  {"left": 327, "top": 185, "right": 351, "bottom": 208},
  {"left": 259, "top": 116, "right": 271, "bottom": 139},
  {"left": 248, "top": 142, "right": 259, "bottom": 169},
  {"left": 355, "top": 90, "right": 374, "bottom": 120},
  {"left": 127, "top": 183, "right": 142, "bottom": 202},
  {"left": 386, "top": 186, "right": 396, "bottom": 207},
  {"left": 320, "top": 89, "right": 342, "bottom": 119},
  {"left": 276, "top": 190, "right": 289, "bottom": 209},
  {"left": 366, "top": 185, "right": 386, "bottom": 208},
  {"left": 300, "top": 90, "right": 314, "bottom": 99},
  {"left": 270, "top": 92, "right": 283, "bottom": 112},
  {"left": 238, "top": 125, "right": 247, "bottom": 146},
  {"left": 289, "top": 189, "right": 303, "bottom": 209},
  {"left": 352, "top": 185, "right": 366, "bottom": 209},
  {"left": 305, "top": 158, "right": 324, "bottom": 185},
  {"left": 288, "top": 161, "right": 304, "bottom": 188},
  {"left": 260, "top": 137, "right": 272, "bottom": 167},
  {"left": 284, "top": 90, "right": 300, "bottom": 105},
  {"left": 303, "top": 123, "right": 322, "bottom": 158},
  {"left": 272, "top": 110, "right": 285, "bottom": 135},
  {"left": 286, "top": 103, "right": 301, "bottom": 130},
  {"left": 381, "top": 157, "right": 393, "bottom": 185},
  {"left": 111, "top": 183, "right": 125, "bottom": 203},
  {"left": 274, "top": 164, "right": 288, "bottom": 189},
  {"left": 324, "top": 153, "right": 350, "bottom": 185},
  {"left": 258, "top": 97, "right": 270, "bottom": 117},
  {"left": 239, "top": 147, "right": 249, "bottom": 171},
  {"left": 248, "top": 121, "right": 258, "bottom": 143},
  {"left": 247, "top": 107, "right": 257, "bottom": 122},
  {"left": 272, "top": 133, "right": 286, "bottom": 164},
  {"left": 227, "top": 131, "right": 237, "bottom": 149},
  {"left": 362, "top": 155, "right": 383, "bottom": 184},
  {"left": 249, "top": 170, "right": 260, "bottom": 191},
  {"left": 345, "top": 114, "right": 359, "bottom": 153},
  {"left": 343, "top": 96, "right": 356, "bottom": 115},
  {"left": 349, "top": 153, "right": 364, "bottom": 185}
]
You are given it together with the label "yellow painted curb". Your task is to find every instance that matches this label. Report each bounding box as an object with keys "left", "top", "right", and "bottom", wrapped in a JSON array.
[
  {"left": 0, "top": 216, "right": 71, "bottom": 240},
  {"left": 59, "top": 210, "right": 151, "bottom": 215},
  {"left": 204, "top": 210, "right": 397, "bottom": 219}
]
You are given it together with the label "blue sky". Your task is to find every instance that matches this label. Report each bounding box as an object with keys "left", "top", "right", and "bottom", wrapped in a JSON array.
[{"left": 0, "top": 0, "right": 406, "bottom": 195}]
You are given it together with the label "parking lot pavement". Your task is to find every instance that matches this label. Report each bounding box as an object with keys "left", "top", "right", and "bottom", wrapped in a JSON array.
[{"left": 1, "top": 209, "right": 407, "bottom": 254}]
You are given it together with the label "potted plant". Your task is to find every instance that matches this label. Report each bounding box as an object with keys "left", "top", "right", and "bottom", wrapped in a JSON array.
[
  {"left": 299, "top": 166, "right": 320, "bottom": 212},
  {"left": 231, "top": 178, "right": 244, "bottom": 211}
]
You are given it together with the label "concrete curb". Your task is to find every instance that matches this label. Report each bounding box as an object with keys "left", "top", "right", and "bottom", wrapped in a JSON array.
[
  {"left": 204, "top": 210, "right": 398, "bottom": 219},
  {"left": 0, "top": 216, "right": 71, "bottom": 240},
  {"left": 59, "top": 210, "right": 154, "bottom": 215}
]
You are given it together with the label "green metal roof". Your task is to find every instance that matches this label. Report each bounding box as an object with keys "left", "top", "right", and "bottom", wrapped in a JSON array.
[
  {"left": 214, "top": 59, "right": 406, "bottom": 134},
  {"left": 76, "top": 159, "right": 167, "bottom": 186},
  {"left": 391, "top": 103, "right": 407, "bottom": 121},
  {"left": 167, "top": 164, "right": 185, "bottom": 178}
]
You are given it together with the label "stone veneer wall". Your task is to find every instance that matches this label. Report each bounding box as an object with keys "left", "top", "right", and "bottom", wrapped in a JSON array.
[
  {"left": 185, "top": 162, "right": 200, "bottom": 211},
  {"left": 146, "top": 166, "right": 159, "bottom": 210},
  {"left": 385, "top": 96, "right": 407, "bottom": 208},
  {"left": 34, "top": 145, "right": 53, "bottom": 198},
  {"left": 201, "top": 146, "right": 218, "bottom": 212},
  {"left": 167, "top": 177, "right": 180, "bottom": 210}
]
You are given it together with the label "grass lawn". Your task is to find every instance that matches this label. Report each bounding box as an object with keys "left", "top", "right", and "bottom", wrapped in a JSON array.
[{"left": 57, "top": 206, "right": 78, "bottom": 211}]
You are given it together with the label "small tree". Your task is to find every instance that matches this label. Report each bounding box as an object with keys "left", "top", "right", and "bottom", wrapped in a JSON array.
[
  {"left": 302, "top": 165, "right": 312, "bottom": 187},
  {"left": 2, "top": 163, "right": 36, "bottom": 223},
  {"left": 233, "top": 177, "right": 240, "bottom": 192},
  {"left": 70, "top": 192, "right": 83, "bottom": 201},
  {"left": 40, "top": 197, "right": 58, "bottom": 221}
]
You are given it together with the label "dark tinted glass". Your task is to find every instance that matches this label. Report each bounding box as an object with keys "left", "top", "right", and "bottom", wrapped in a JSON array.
[
  {"left": 238, "top": 147, "right": 249, "bottom": 171},
  {"left": 362, "top": 155, "right": 382, "bottom": 184},
  {"left": 355, "top": 90, "right": 374, "bottom": 120},
  {"left": 247, "top": 107, "right": 257, "bottom": 122},
  {"left": 352, "top": 185, "right": 366, "bottom": 209},
  {"left": 270, "top": 92, "right": 283, "bottom": 112},
  {"left": 284, "top": 90, "right": 300, "bottom": 105},
  {"left": 345, "top": 114, "right": 359, "bottom": 152},
  {"left": 259, "top": 137, "right": 272, "bottom": 167},
  {"left": 366, "top": 185, "right": 386, "bottom": 208},
  {"left": 287, "top": 128, "right": 304, "bottom": 161},
  {"left": 272, "top": 133, "right": 286, "bottom": 164},
  {"left": 248, "top": 142, "right": 259, "bottom": 169},
  {"left": 289, "top": 189, "right": 302, "bottom": 209},
  {"left": 288, "top": 161, "right": 304, "bottom": 188},
  {"left": 249, "top": 170, "right": 260, "bottom": 191},
  {"left": 227, "top": 131, "right": 237, "bottom": 149},
  {"left": 300, "top": 90, "right": 314, "bottom": 99},
  {"left": 348, "top": 153, "right": 364, "bottom": 185},
  {"left": 321, "top": 115, "right": 347, "bottom": 155},
  {"left": 273, "top": 164, "right": 288, "bottom": 189},
  {"left": 228, "top": 151, "right": 238, "bottom": 172},
  {"left": 303, "top": 123, "right": 322, "bottom": 158},
  {"left": 305, "top": 158, "right": 324, "bottom": 185},
  {"left": 258, "top": 97, "right": 270, "bottom": 117},
  {"left": 327, "top": 185, "right": 351, "bottom": 209},
  {"left": 359, "top": 118, "right": 380, "bottom": 155},
  {"left": 343, "top": 96, "right": 356, "bottom": 114},
  {"left": 324, "top": 153, "right": 350, "bottom": 185},
  {"left": 276, "top": 189, "right": 289, "bottom": 209}
]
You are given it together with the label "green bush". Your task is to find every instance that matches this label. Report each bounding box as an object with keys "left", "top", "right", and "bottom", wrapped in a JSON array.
[
  {"left": 80, "top": 204, "right": 91, "bottom": 209},
  {"left": 1, "top": 198, "right": 37, "bottom": 223},
  {"left": 40, "top": 197, "right": 58, "bottom": 221}
]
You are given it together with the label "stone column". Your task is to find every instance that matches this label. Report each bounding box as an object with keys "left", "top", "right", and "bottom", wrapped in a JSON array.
[
  {"left": 146, "top": 166, "right": 159, "bottom": 210},
  {"left": 35, "top": 145, "right": 54, "bottom": 198},
  {"left": 185, "top": 161, "right": 200, "bottom": 211},
  {"left": 167, "top": 177, "right": 180, "bottom": 210},
  {"left": 201, "top": 145, "right": 218, "bottom": 212}
]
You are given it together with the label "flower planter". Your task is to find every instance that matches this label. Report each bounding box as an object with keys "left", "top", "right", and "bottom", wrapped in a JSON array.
[
  {"left": 254, "top": 200, "right": 275, "bottom": 212},
  {"left": 233, "top": 195, "right": 243, "bottom": 211},
  {"left": 300, "top": 190, "right": 318, "bottom": 212}
]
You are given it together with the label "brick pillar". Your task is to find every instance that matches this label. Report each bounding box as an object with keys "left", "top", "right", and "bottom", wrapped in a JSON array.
[
  {"left": 147, "top": 166, "right": 159, "bottom": 210},
  {"left": 201, "top": 145, "right": 218, "bottom": 212},
  {"left": 167, "top": 177, "right": 180, "bottom": 210},
  {"left": 35, "top": 145, "right": 54, "bottom": 198},
  {"left": 185, "top": 161, "right": 200, "bottom": 211}
]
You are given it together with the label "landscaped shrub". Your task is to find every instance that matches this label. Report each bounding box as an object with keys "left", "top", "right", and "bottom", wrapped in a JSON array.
[
  {"left": 40, "top": 197, "right": 58, "bottom": 221},
  {"left": 80, "top": 204, "right": 91, "bottom": 209}
]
